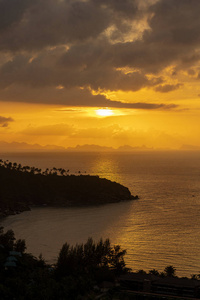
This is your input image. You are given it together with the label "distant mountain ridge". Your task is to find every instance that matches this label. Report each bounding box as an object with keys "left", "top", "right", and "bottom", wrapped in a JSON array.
[
  {"left": 180, "top": 144, "right": 200, "bottom": 150},
  {"left": 0, "top": 141, "right": 66, "bottom": 151},
  {"left": 67, "top": 144, "right": 114, "bottom": 152},
  {"left": 0, "top": 140, "right": 199, "bottom": 152},
  {"left": 0, "top": 141, "right": 153, "bottom": 152}
]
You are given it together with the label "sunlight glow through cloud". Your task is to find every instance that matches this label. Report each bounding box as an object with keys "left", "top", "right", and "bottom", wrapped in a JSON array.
[{"left": 95, "top": 108, "right": 114, "bottom": 117}]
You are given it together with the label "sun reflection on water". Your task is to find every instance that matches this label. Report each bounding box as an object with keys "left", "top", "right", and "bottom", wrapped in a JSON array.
[{"left": 90, "top": 153, "right": 122, "bottom": 183}]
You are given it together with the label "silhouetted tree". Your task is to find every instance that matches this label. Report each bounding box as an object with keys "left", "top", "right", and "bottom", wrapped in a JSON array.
[
  {"left": 0, "top": 228, "right": 15, "bottom": 250},
  {"left": 0, "top": 227, "right": 26, "bottom": 253},
  {"left": 17, "top": 163, "right": 22, "bottom": 171},
  {"left": 14, "top": 239, "right": 26, "bottom": 253},
  {"left": 56, "top": 238, "right": 128, "bottom": 279},
  {"left": 149, "top": 269, "right": 160, "bottom": 276},
  {"left": 109, "top": 244, "right": 127, "bottom": 275},
  {"left": 136, "top": 269, "right": 147, "bottom": 275},
  {"left": 60, "top": 168, "right": 66, "bottom": 176},
  {"left": 164, "top": 265, "right": 176, "bottom": 277}
]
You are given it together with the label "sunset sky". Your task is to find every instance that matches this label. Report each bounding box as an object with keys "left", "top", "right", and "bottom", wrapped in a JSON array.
[{"left": 0, "top": 0, "right": 200, "bottom": 150}]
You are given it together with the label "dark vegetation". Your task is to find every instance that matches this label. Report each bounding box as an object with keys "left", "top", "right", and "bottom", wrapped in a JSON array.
[
  {"left": 2, "top": 159, "right": 199, "bottom": 298},
  {"left": 0, "top": 159, "right": 138, "bottom": 217},
  {"left": 0, "top": 227, "right": 128, "bottom": 299},
  {"left": 1, "top": 227, "right": 200, "bottom": 299}
]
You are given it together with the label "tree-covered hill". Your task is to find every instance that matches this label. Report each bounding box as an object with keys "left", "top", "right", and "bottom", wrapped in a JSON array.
[{"left": 0, "top": 159, "right": 138, "bottom": 217}]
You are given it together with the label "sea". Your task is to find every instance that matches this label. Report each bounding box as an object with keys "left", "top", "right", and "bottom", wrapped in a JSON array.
[{"left": 1, "top": 150, "right": 200, "bottom": 277}]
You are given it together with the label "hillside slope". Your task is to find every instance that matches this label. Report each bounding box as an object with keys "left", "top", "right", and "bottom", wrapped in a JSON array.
[{"left": 0, "top": 160, "right": 138, "bottom": 217}]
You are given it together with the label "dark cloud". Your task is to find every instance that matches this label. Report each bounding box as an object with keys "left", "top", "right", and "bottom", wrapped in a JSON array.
[
  {"left": 0, "top": 0, "right": 141, "bottom": 52},
  {"left": 93, "top": 0, "right": 138, "bottom": 19},
  {"left": 0, "top": 0, "right": 111, "bottom": 51},
  {"left": 187, "top": 69, "right": 196, "bottom": 76},
  {"left": 0, "top": 47, "right": 163, "bottom": 91},
  {"left": 55, "top": 108, "right": 83, "bottom": 113},
  {"left": 114, "top": 102, "right": 178, "bottom": 110},
  {"left": 0, "top": 0, "right": 31, "bottom": 32},
  {"left": 138, "top": 0, "right": 200, "bottom": 71},
  {"left": 96, "top": 0, "right": 200, "bottom": 73},
  {"left": 148, "top": 0, "right": 200, "bottom": 46},
  {"left": 22, "top": 123, "right": 75, "bottom": 136},
  {"left": 0, "top": 84, "right": 177, "bottom": 110},
  {"left": 0, "top": 115, "right": 14, "bottom": 127},
  {"left": 0, "top": 0, "right": 200, "bottom": 69},
  {"left": 0, "top": 0, "right": 198, "bottom": 108},
  {"left": 154, "top": 83, "right": 182, "bottom": 93}
]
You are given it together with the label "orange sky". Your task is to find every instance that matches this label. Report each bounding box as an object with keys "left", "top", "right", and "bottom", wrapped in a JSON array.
[{"left": 0, "top": 0, "right": 200, "bottom": 150}]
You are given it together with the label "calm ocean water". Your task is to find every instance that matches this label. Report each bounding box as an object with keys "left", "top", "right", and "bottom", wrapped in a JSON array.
[{"left": 1, "top": 151, "right": 200, "bottom": 277}]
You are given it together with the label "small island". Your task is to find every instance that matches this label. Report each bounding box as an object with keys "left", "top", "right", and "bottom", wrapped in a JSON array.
[{"left": 0, "top": 159, "right": 138, "bottom": 217}]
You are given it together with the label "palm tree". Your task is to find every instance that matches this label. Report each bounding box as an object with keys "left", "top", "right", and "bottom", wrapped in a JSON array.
[
  {"left": 60, "top": 169, "right": 66, "bottom": 176},
  {"left": 44, "top": 168, "right": 49, "bottom": 175},
  {"left": 13, "top": 162, "right": 18, "bottom": 169},
  {"left": 30, "top": 167, "right": 36, "bottom": 174},
  {"left": 164, "top": 265, "right": 176, "bottom": 277},
  {"left": 7, "top": 162, "right": 13, "bottom": 169},
  {"left": 17, "top": 163, "right": 22, "bottom": 171}
]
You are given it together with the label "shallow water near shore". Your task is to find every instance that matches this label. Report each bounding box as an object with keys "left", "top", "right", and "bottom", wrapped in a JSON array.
[{"left": 1, "top": 151, "right": 200, "bottom": 277}]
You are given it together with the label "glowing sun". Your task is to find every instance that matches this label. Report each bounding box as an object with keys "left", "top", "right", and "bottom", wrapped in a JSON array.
[{"left": 95, "top": 108, "right": 114, "bottom": 117}]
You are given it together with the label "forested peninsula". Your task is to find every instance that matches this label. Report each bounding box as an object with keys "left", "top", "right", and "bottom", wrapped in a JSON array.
[{"left": 0, "top": 159, "right": 138, "bottom": 217}]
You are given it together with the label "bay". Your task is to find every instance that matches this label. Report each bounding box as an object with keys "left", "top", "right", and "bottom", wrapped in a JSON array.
[{"left": 1, "top": 151, "right": 200, "bottom": 277}]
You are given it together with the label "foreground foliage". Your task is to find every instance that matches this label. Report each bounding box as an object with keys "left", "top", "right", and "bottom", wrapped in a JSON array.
[
  {"left": 0, "top": 227, "right": 128, "bottom": 299},
  {"left": 0, "top": 227, "right": 199, "bottom": 299},
  {"left": 56, "top": 237, "right": 128, "bottom": 279}
]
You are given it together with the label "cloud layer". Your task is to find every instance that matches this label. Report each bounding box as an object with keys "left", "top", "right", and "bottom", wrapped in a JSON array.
[
  {"left": 0, "top": 0, "right": 199, "bottom": 109},
  {"left": 0, "top": 115, "right": 14, "bottom": 127}
]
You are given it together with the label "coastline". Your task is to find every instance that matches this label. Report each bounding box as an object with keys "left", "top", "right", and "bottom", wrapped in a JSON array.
[
  {"left": 0, "top": 159, "right": 138, "bottom": 218},
  {"left": 0, "top": 195, "right": 139, "bottom": 219}
]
